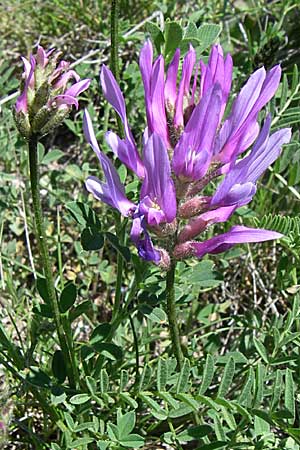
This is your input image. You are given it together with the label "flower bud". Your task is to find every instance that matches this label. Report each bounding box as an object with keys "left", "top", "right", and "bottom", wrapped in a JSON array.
[
  {"left": 178, "top": 196, "right": 210, "bottom": 219},
  {"left": 173, "top": 242, "right": 195, "bottom": 260},
  {"left": 150, "top": 219, "right": 177, "bottom": 238},
  {"left": 177, "top": 217, "right": 207, "bottom": 243},
  {"left": 156, "top": 248, "right": 171, "bottom": 270},
  {"left": 14, "top": 45, "right": 90, "bottom": 139}
]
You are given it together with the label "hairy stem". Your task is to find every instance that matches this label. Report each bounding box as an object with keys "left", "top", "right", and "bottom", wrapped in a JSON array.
[
  {"left": 111, "top": 0, "right": 120, "bottom": 82},
  {"left": 166, "top": 262, "right": 183, "bottom": 370},
  {"left": 28, "top": 136, "right": 78, "bottom": 388},
  {"left": 110, "top": 0, "right": 125, "bottom": 325},
  {"left": 110, "top": 0, "right": 124, "bottom": 137}
]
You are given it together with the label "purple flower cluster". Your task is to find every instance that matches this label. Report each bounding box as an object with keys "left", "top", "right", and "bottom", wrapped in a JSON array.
[
  {"left": 84, "top": 41, "right": 291, "bottom": 267},
  {"left": 15, "top": 45, "right": 90, "bottom": 138}
]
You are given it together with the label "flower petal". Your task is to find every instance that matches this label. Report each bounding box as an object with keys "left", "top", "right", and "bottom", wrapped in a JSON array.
[
  {"left": 149, "top": 55, "right": 169, "bottom": 147},
  {"left": 100, "top": 65, "right": 137, "bottom": 152},
  {"left": 141, "top": 132, "right": 176, "bottom": 224},
  {"left": 130, "top": 216, "right": 161, "bottom": 262},
  {"left": 65, "top": 78, "right": 91, "bottom": 98},
  {"left": 36, "top": 45, "right": 49, "bottom": 68},
  {"left": 212, "top": 116, "right": 291, "bottom": 207},
  {"left": 214, "top": 65, "right": 281, "bottom": 163},
  {"left": 53, "top": 70, "right": 81, "bottom": 90},
  {"left": 190, "top": 225, "right": 283, "bottom": 258},
  {"left": 105, "top": 131, "right": 145, "bottom": 178},
  {"left": 16, "top": 55, "right": 36, "bottom": 114},
  {"left": 172, "top": 83, "right": 222, "bottom": 180},
  {"left": 165, "top": 48, "right": 180, "bottom": 111},
  {"left": 51, "top": 94, "right": 78, "bottom": 109},
  {"left": 83, "top": 110, "right": 135, "bottom": 216},
  {"left": 139, "top": 39, "right": 154, "bottom": 128},
  {"left": 174, "top": 45, "right": 196, "bottom": 128}
]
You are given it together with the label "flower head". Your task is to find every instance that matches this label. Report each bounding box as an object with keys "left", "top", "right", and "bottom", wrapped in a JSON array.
[
  {"left": 14, "top": 45, "right": 90, "bottom": 138},
  {"left": 85, "top": 41, "right": 291, "bottom": 268}
]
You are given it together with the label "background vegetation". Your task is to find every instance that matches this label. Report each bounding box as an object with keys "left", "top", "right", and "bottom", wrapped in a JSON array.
[{"left": 1, "top": 0, "right": 300, "bottom": 448}]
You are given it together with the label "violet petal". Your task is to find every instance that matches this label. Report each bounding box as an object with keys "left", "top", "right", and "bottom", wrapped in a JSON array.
[{"left": 191, "top": 225, "right": 283, "bottom": 258}]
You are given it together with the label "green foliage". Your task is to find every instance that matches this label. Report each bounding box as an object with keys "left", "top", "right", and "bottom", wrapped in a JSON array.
[{"left": 146, "top": 19, "right": 222, "bottom": 61}]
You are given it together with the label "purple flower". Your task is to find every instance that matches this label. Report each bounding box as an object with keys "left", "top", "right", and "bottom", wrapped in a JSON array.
[
  {"left": 211, "top": 115, "right": 291, "bottom": 208},
  {"left": 172, "top": 83, "right": 222, "bottom": 181},
  {"left": 83, "top": 110, "right": 176, "bottom": 262},
  {"left": 85, "top": 40, "right": 290, "bottom": 267},
  {"left": 174, "top": 226, "right": 283, "bottom": 259},
  {"left": 213, "top": 65, "right": 282, "bottom": 165},
  {"left": 83, "top": 110, "right": 136, "bottom": 217},
  {"left": 15, "top": 45, "right": 90, "bottom": 138},
  {"left": 100, "top": 65, "right": 145, "bottom": 178}
]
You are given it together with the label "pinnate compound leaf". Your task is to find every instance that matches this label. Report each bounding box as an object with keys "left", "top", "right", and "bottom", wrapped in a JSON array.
[
  {"left": 42, "top": 149, "right": 64, "bottom": 165},
  {"left": 145, "top": 306, "right": 167, "bottom": 323},
  {"left": 253, "top": 337, "right": 269, "bottom": 363},
  {"left": 157, "top": 358, "right": 168, "bottom": 391},
  {"left": 119, "top": 434, "right": 145, "bottom": 448},
  {"left": 145, "top": 22, "right": 164, "bottom": 53},
  {"left": 138, "top": 365, "right": 152, "bottom": 391},
  {"left": 177, "top": 424, "right": 212, "bottom": 443},
  {"left": 254, "top": 363, "right": 265, "bottom": 407},
  {"left": 164, "top": 21, "right": 183, "bottom": 58},
  {"left": 139, "top": 393, "right": 167, "bottom": 420},
  {"left": 217, "top": 356, "right": 235, "bottom": 398},
  {"left": 92, "top": 342, "right": 123, "bottom": 360},
  {"left": 117, "top": 410, "right": 135, "bottom": 437},
  {"left": 285, "top": 368, "right": 295, "bottom": 421},
  {"left": 100, "top": 369, "right": 109, "bottom": 393},
  {"left": 239, "top": 367, "right": 254, "bottom": 407},
  {"left": 68, "top": 437, "right": 94, "bottom": 447},
  {"left": 81, "top": 227, "right": 104, "bottom": 251},
  {"left": 69, "top": 394, "right": 91, "bottom": 405},
  {"left": 176, "top": 358, "right": 190, "bottom": 393},
  {"left": 86, "top": 376, "right": 97, "bottom": 395},
  {"left": 59, "top": 283, "right": 77, "bottom": 313},
  {"left": 271, "top": 369, "right": 283, "bottom": 411},
  {"left": 52, "top": 350, "right": 67, "bottom": 383},
  {"left": 105, "top": 232, "right": 131, "bottom": 262},
  {"left": 90, "top": 323, "right": 111, "bottom": 345},
  {"left": 119, "top": 392, "right": 138, "bottom": 409},
  {"left": 197, "top": 24, "right": 221, "bottom": 52},
  {"left": 199, "top": 354, "right": 214, "bottom": 394},
  {"left": 66, "top": 201, "right": 100, "bottom": 227}
]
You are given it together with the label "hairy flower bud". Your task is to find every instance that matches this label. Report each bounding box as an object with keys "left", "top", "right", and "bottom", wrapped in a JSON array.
[
  {"left": 178, "top": 196, "right": 210, "bottom": 219},
  {"left": 157, "top": 248, "right": 171, "bottom": 270},
  {"left": 177, "top": 217, "right": 207, "bottom": 243},
  {"left": 151, "top": 219, "right": 177, "bottom": 238},
  {"left": 173, "top": 242, "right": 195, "bottom": 260},
  {"left": 14, "top": 45, "right": 90, "bottom": 139}
]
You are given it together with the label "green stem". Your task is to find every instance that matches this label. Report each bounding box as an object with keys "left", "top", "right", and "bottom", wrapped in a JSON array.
[
  {"left": 112, "top": 223, "right": 125, "bottom": 320},
  {"left": 28, "top": 136, "right": 78, "bottom": 388},
  {"left": 111, "top": 0, "right": 120, "bottom": 82},
  {"left": 129, "top": 315, "right": 140, "bottom": 385},
  {"left": 110, "top": 0, "right": 124, "bottom": 137},
  {"left": 112, "top": 253, "right": 123, "bottom": 320},
  {"left": 166, "top": 262, "right": 183, "bottom": 370}
]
